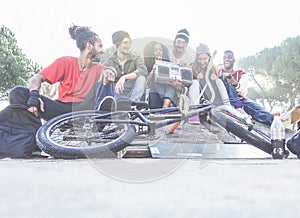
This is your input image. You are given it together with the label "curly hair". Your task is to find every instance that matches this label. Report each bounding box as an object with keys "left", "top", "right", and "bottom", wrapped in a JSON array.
[
  {"left": 68, "top": 24, "right": 99, "bottom": 51},
  {"left": 143, "top": 41, "right": 170, "bottom": 72}
]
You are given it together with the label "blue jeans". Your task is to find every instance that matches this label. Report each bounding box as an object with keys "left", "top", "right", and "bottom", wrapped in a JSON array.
[
  {"left": 220, "top": 78, "right": 243, "bottom": 108},
  {"left": 242, "top": 99, "right": 274, "bottom": 125},
  {"left": 94, "top": 83, "right": 115, "bottom": 110},
  {"left": 95, "top": 76, "right": 147, "bottom": 109},
  {"left": 115, "top": 75, "right": 146, "bottom": 102},
  {"left": 149, "top": 78, "right": 177, "bottom": 109},
  {"left": 220, "top": 77, "right": 274, "bottom": 126}
]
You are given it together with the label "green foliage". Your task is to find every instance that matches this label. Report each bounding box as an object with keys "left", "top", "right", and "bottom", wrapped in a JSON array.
[
  {"left": 0, "top": 26, "right": 41, "bottom": 99},
  {"left": 237, "top": 35, "right": 300, "bottom": 110}
]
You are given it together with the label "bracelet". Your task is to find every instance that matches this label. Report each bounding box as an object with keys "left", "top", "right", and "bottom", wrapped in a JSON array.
[{"left": 235, "top": 82, "right": 240, "bottom": 89}]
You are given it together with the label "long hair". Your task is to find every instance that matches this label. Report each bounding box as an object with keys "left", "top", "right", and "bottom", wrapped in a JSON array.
[
  {"left": 192, "top": 53, "right": 217, "bottom": 78},
  {"left": 68, "top": 24, "right": 99, "bottom": 51},
  {"left": 143, "top": 41, "right": 170, "bottom": 72}
]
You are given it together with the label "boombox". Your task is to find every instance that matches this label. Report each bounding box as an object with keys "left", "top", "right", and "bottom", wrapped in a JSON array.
[{"left": 154, "top": 60, "right": 193, "bottom": 87}]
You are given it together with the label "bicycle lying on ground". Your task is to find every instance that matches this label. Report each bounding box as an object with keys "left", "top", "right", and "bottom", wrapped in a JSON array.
[{"left": 36, "top": 98, "right": 290, "bottom": 160}]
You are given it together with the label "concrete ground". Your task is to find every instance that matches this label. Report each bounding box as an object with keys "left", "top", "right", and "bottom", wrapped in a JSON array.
[
  {"left": 1, "top": 157, "right": 300, "bottom": 218},
  {"left": 1, "top": 100, "right": 300, "bottom": 218}
]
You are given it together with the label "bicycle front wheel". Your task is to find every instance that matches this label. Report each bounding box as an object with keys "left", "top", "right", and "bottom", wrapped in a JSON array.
[
  {"left": 36, "top": 110, "right": 136, "bottom": 159},
  {"left": 210, "top": 108, "right": 272, "bottom": 154}
]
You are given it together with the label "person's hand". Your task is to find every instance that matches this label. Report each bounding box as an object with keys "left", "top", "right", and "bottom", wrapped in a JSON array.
[
  {"left": 102, "top": 67, "right": 116, "bottom": 85},
  {"left": 115, "top": 75, "right": 126, "bottom": 93},
  {"left": 197, "top": 72, "right": 203, "bottom": 80},
  {"left": 225, "top": 75, "right": 239, "bottom": 86},
  {"left": 27, "top": 98, "right": 44, "bottom": 117},
  {"left": 168, "top": 76, "right": 183, "bottom": 91},
  {"left": 177, "top": 61, "right": 188, "bottom": 67}
]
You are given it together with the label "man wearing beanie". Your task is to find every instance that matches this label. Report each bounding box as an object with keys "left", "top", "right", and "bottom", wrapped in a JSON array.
[
  {"left": 102, "top": 30, "right": 148, "bottom": 102},
  {"left": 169, "top": 28, "right": 195, "bottom": 67}
]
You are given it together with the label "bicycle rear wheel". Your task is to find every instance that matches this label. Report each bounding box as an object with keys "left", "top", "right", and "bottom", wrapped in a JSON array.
[
  {"left": 36, "top": 110, "right": 136, "bottom": 159},
  {"left": 209, "top": 108, "right": 273, "bottom": 154}
]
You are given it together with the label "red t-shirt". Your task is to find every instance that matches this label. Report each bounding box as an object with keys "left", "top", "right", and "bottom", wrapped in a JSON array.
[{"left": 40, "top": 56, "right": 105, "bottom": 102}]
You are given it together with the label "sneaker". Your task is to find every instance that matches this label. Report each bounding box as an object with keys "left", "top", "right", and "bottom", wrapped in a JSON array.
[
  {"left": 189, "top": 115, "right": 200, "bottom": 125},
  {"left": 97, "top": 96, "right": 117, "bottom": 112}
]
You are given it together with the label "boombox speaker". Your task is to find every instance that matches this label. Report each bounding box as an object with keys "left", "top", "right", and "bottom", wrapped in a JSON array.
[{"left": 154, "top": 60, "right": 193, "bottom": 86}]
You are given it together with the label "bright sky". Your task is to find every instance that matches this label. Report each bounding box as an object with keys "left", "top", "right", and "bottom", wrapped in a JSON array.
[{"left": 1, "top": 0, "right": 299, "bottom": 67}]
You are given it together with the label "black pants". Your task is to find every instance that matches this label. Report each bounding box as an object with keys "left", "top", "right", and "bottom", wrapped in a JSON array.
[{"left": 9, "top": 85, "right": 99, "bottom": 121}]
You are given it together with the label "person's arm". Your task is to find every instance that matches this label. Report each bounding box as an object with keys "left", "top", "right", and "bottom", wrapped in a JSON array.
[
  {"left": 28, "top": 74, "right": 47, "bottom": 91},
  {"left": 225, "top": 74, "right": 239, "bottom": 87},
  {"left": 115, "top": 72, "right": 138, "bottom": 94},
  {"left": 27, "top": 74, "right": 46, "bottom": 117},
  {"left": 236, "top": 73, "right": 249, "bottom": 97},
  {"left": 167, "top": 77, "right": 186, "bottom": 94},
  {"left": 115, "top": 55, "right": 148, "bottom": 94},
  {"left": 99, "top": 67, "right": 116, "bottom": 85},
  {"left": 130, "top": 55, "right": 148, "bottom": 77}
]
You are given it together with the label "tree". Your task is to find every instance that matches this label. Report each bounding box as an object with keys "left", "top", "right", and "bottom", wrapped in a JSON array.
[
  {"left": 237, "top": 36, "right": 300, "bottom": 110},
  {"left": 0, "top": 26, "right": 41, "bottom": 99}
]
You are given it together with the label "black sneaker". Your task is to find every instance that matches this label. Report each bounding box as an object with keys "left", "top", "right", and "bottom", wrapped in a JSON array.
[{"left": 97, "top": 96, "right": 117, "bottom": 112}]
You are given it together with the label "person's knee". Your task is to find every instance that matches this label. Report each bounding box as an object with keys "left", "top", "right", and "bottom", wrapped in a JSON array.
[
  {"left": 9, "top": 86, "right": 29, "bottom": 104},
  {"left": 134, "top": 76, "right": 146, "bottom": 92},
  {"left": 135, "top": 75, "right": 146, "bottom": 86}
]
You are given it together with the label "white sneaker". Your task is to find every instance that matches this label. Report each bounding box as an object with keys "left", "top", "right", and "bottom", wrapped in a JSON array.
[{"left": 97, "top": 96, "right": 117, "bottom": 112}]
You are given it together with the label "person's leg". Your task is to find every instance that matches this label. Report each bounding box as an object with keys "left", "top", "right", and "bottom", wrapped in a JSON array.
[
  {"left": 242, "top": 99, "right": 274, "bottom": 125},
  {"left": 40, "top": 97, "right": 73, "bottom": 120},
  {"left": 214, "top": 79, "right": 234, "bottom": 106},
  {"left": 187, "top": 80, "right": 201, "bottom": 124},
  {"left": 94, "top": 82, "right": 115, "bottom": 110},
  {"left": 128, "top": 75, "right": 146, "bottom": 102},
  {"left": 219, "top": 78, "right": 243, "bottom": 108},
  {"left": 9, "top": 86, "right": 72, "bottom": 121},
  {"left": 188, "top": 79, "right": 200, "bottom": 105},
  {"left": 162, "top": 84, "right": 177, "bottom": 107},
  {"left": 149, "top": 92, "right": 163, "bottom": 109}
]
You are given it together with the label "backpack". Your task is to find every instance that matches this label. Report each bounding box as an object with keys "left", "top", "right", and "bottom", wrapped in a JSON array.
[
  {"left": 287, "top": 130, "right": 300, "bottom": 158},
  {"left": 0, "top": 104, "right": 42, "bottom": 158}
]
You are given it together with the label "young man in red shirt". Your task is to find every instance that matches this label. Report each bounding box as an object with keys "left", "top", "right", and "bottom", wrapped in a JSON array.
[{"left": 9, "top": 24, "right": 114, "bottom": 121}]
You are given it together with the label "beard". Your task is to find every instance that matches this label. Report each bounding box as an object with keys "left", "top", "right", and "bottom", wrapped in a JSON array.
[{"left": 89, "top": 49, "right": 101, "bottom": 62}]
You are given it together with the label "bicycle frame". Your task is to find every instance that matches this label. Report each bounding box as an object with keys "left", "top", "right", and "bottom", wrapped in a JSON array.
[
  {"left": 90, "top": 102, "right": 214, "bottom": 137},
  {"left": 36, "top": 97, "right": 289, "bottom": 159}
]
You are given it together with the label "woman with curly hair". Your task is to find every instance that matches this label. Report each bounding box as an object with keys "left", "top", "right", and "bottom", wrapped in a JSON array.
[{"left": 143, "top": 41, "right": 178, "bottom": 108}]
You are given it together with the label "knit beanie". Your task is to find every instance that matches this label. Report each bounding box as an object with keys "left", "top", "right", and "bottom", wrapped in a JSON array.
[
  {"left": 112, "top": 30, "right": 131, "bottom": 45},
  {"left": 196, "top": 43, "right": 210, "bottom": 54},
  {"left": 175, "top": 28, "right": 190, "bottom": 43}
]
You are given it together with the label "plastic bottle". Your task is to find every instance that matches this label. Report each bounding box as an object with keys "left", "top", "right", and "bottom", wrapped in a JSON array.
[{"left": 270, "top": 112, "right": 286, "bottom": 159}]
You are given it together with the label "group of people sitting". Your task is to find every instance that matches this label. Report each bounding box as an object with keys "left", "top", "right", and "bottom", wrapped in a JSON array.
[
  {"left": 2, "top": 23, "right": 300, "bottom": 159},
  {"left": 6, "top": 24, "right": 300, "bottom": 130}
]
